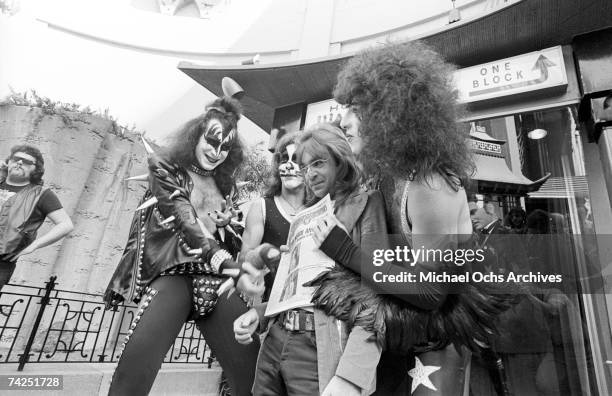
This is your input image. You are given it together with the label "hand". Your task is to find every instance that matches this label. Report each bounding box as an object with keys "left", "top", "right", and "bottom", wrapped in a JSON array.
[
  {"left": 10, "top": 243, "right": 39, "bottom": 260},
  {"left": 209, "top": 195, "right": 238, "bottom": 227},
  {"left": 236, "top": 262, "right": 266, "bottom": 298},
  {"left": 279, "top": 245, "right": 289, "bottom": 254},
  {"left": 104, "top": 290, "right": 125, "bottom": 310},
  {"left": 234, "top": 308, "right": 260, "bottom": 344},
  {"left": 321, "top": 376, "right": 361, "bottom": 396},
  {"left": 312, "top": 214, "right": 345, "bottom": 248}
]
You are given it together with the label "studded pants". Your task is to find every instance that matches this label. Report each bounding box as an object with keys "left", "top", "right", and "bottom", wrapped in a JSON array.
[{"left": 108, "top": 275, "right": 260, "bottom": 396}]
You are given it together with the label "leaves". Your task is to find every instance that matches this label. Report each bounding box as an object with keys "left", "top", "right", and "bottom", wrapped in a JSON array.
[
  {"left": 0, "top": 88, "right": 142, "bottom": 138},
  {"left": 235, "top": 146, "right": 271, "bottom": 201}
]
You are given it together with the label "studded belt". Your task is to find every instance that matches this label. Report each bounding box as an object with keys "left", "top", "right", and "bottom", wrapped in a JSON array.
[{"left": 277, "top": 309, "right": 315, "bottom": 332}]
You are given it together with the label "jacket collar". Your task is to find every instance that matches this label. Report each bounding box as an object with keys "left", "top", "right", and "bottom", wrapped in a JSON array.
[{"left": 334, "top": 189, "right": 369, "bottom": 234}]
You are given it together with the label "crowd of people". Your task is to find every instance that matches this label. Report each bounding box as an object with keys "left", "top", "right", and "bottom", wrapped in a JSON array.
[{"left": 1, "top": 39, "right": 579, "bottom": 396}]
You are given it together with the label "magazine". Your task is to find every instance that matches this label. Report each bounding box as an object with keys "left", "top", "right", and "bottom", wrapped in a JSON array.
[{"left": 265, "top": 195, "right": 335, "bottom": 317}]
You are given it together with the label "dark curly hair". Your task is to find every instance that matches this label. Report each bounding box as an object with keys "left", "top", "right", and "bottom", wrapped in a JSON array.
[
  {"left": 264, "top": 132, "right": 300, "bottom": 198},
  {"left": 334, "top": 40, "right": 474, "bottom": 189},
  {"left": 163, "top": 97, "right": 244, "bottom": 196},
  {"left": 7, "top": 145, "right": 45, "bottom": 185}
]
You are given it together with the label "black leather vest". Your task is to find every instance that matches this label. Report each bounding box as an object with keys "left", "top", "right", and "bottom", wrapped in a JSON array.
[{"left": 0, "top": 179, "right": 45, "bottom": 258}]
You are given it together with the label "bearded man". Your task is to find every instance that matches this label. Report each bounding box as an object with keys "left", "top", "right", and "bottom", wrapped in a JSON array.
[{"left": 0, "top": 145, "right": 73, "bottom": 288}]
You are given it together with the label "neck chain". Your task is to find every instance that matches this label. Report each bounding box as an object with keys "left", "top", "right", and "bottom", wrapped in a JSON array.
[
  {"left": 280, "top": 195, "right": 304, "bottom": 216},
  {"left": 189, "top": 164, "right": 214, "bottom": 177}
]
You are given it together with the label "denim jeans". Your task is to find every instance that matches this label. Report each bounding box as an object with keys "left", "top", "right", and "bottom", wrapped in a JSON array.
[{"left": 253, "top": 319, "right": 319, "bottom": 396}]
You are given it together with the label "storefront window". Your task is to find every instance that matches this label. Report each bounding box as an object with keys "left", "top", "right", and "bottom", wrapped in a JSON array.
[{"left": 467, "top": 106, "right": 606, "bottom": 395}]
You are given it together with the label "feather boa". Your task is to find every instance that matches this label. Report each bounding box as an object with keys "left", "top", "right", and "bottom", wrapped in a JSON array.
[{"left": 307, "top": 264, "right": 519, "bottom": 354}]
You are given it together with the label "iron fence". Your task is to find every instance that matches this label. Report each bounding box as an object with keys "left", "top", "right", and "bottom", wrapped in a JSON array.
[{"left": 0, "top": 277, "right": 215, "bottom": 370}]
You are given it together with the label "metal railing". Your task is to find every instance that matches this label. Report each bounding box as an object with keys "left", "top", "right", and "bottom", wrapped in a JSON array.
[{"left": 0, "top": 277, "right": 215, "bottom": 370}]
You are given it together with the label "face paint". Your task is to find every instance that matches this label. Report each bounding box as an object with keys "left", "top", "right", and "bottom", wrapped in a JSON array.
[
  {"left": 278, "top": 144, "right": 304, "bottom": 190},
  {"left": 195, "top": 117, "right": 236, "bottom": 170}
]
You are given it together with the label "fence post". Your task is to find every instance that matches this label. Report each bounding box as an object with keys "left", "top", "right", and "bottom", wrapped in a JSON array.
[{"left": 17, "top": 276, "right": 57, "bottom": 371}]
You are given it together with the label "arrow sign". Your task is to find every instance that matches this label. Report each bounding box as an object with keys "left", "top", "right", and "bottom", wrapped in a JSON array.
[
  {"left": 469, "top": 55, "right": 556, "bottom": 97},
  {"left": 455, "top": 46, "right": 567, "bottom": 103}
]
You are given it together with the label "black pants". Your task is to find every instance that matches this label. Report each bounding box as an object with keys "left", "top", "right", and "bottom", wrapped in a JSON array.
[
  {"left": 0, "top": 259, "right": 16, "bottom": 290},
  {"left": 108, "top": 275, "right": 260, "bottom": 396}
]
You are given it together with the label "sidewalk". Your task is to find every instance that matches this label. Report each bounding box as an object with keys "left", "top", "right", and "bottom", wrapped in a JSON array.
[{"left": 0, "top": 362, "right": 222, "bottom": 395}]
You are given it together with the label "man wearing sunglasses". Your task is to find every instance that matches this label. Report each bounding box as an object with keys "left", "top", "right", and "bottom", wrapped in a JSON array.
[{"left": 0, "top": 145, "right": 73, "bottom": 288}]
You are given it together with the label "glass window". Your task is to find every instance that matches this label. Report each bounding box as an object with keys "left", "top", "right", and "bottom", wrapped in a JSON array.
[{"left": 467, "top": 106, "right": 607, "bottom": 395}]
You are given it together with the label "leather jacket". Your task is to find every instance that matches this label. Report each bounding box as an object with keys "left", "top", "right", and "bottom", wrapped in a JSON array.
[
  {"left": 0, "top": 175, "right": 45, "bottom": 259},
  {"left": 104, "top": 153, "right": 241, "bottom": 306}
]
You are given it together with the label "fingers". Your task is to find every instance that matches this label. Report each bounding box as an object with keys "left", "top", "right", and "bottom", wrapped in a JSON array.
[
  {"left": 187, "top": 248, "right": 203, "bottom": 256},
  {"left": 235, "top": 334, "right": 253, "bottom": 345},
  {"left": 233, "top": 310, "right": 257, "bottom": 344},
  {"left": 312, "top": 217, "right": 335, "bottom": 247},
  {"left": 242, "top": 262, "right": 265, "bottom": 278},
  {"left": 279, "top": 245, "right": 289, "bottom": 253},
  {"left": 234, "top": 321, "right": 254, "bottom": 344}
]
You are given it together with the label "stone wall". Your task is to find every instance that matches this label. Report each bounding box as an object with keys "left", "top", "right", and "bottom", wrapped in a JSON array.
[{"left": 0, "top": 104, "right": 147, "bottom": 294}]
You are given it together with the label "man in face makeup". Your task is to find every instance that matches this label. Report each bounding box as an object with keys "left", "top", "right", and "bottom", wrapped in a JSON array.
[
  {"left": 0, "top": 145, "right": 74, "bottom": 289},
  {"left": 105, "top": 97, "right": 265, "bottom": 396},
  {"left": 236, "top": 133, "right": 305, "bottom": 341}
]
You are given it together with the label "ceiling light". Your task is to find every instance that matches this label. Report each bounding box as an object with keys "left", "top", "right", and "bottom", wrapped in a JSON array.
[{"left": 528, "top": 128, "right": 548, "bottom": 140}]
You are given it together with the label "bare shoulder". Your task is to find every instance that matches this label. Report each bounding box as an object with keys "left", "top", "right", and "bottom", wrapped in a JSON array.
[
  {"left": 407, "top": 173, "right": 469, "bottom": 234},
  {"left": 408, "top": 173, "right": 464, "bottom": 207}
]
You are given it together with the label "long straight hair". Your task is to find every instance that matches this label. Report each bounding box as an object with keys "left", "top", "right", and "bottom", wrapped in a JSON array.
[{"left": 295, "top": 123, "right": 361, "bottom": 206}]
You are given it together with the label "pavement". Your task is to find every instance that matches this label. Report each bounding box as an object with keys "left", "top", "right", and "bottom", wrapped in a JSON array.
[{"left": 0, "top": 362, "right": 222, "bottom": 395}]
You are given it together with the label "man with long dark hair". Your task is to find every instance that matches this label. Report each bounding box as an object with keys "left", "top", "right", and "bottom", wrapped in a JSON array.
[
  {"left": 0, "top": 145, "right": 73, "bottom": 288},
  {"left": 308, "top": 41, "right": 516, "bottom": 395},
  {"left": 104, "top": 97, "right": 263, "bottom": 396}
]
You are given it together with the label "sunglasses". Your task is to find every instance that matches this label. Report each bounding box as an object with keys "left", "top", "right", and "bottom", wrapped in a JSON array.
[{"left": 9, "top": 155, "right": 36, "bottom": 166}]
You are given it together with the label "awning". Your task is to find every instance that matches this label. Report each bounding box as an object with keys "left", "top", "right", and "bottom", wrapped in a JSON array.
[
  {"left": 179, "top": 0, "right": 612, "bottom": 131},
  {"left": 471, "top": 153, "right": 550, "bottom": 195},
  {"left": 528, "top": 176, "right": 590, "bottom": 199}
]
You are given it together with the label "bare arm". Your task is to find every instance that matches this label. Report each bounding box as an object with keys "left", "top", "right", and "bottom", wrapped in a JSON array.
[
  {"left": 16, "top": 208, "right": 74, "bottom": 258},
  {"left": 239, "top": 198, "right": 265, "bottom": 258}
]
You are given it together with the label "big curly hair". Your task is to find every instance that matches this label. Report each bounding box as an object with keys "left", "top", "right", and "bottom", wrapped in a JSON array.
[
  {"left": 334, "top": 40, "right": 474, "bottom": 187},
  {"left": 163, "top": 97, "right": 244, "bottom": 196}
]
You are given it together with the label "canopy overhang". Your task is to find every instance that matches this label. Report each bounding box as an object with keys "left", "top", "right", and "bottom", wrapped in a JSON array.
[{"left": 179, "top": 0, "right": 612, "bottom": 131}]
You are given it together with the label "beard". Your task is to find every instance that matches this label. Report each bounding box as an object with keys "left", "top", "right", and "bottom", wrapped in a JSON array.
[{"left": 7, "top": 168, "right": 30, "bottom": 184}]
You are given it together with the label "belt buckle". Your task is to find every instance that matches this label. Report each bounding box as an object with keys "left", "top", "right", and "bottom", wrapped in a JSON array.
[{"left": 286, "top": 310, "right": 297, "bottom": 331}]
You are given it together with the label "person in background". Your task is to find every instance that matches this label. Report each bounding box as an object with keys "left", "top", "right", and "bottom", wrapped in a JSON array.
[
  {"left": 504, "top": 207, "right": 527, "bottom": 234},
  {"left": 0, "top": 145, "right": 73, "bottom": 288}
]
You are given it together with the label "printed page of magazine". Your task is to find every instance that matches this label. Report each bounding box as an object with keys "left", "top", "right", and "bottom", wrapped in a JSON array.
[{"left": 265, "top": 195, "right": 335, "bottom": 317}]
